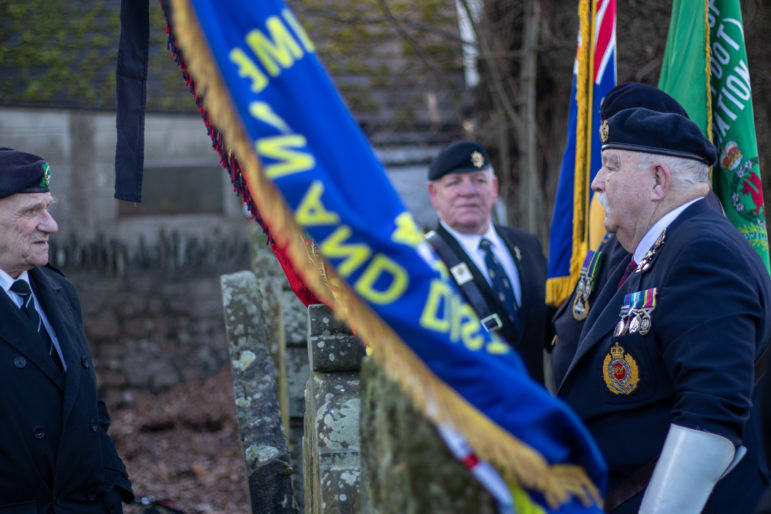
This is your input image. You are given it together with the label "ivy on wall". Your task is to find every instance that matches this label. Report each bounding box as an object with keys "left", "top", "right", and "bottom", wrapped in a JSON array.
[{"left": 0, "top": 0, "right": 195, "bottom": 112}]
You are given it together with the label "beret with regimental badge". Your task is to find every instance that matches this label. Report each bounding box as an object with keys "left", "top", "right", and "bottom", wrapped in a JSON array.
[
  {"left": 600, "top": 82, "right": 688, "bottom": 121},
  {"left": 428, "top": 140, "right": 491, "bottom": 181},
  {"left": 601, "top": 107, "right": 717, "bottom": 166},
  {"left": 0, "top": 147, "right": 51, "bottom": 199}
]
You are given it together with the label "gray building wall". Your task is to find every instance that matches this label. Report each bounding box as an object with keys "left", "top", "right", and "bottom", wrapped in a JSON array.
[{"left": 0, "top": 107, "right": 250, "bottom": 245}]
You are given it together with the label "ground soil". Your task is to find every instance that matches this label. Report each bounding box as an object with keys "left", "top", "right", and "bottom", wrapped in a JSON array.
[{"left": 107, "top": 367, "right": 251, "bottom": 514}]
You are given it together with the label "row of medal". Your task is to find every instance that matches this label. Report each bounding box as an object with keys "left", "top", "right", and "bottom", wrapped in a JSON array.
[{"left": 615, "top": 288, "right": 657, "bottom": 337}]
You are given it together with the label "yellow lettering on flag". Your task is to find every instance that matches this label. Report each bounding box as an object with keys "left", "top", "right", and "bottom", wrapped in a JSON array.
[
  {"left": 354, "top": 255, "right": 408, "bottom": 305},
  {"left": 246, "top": 15, "right": 305, "bottom": 77},
  {"left": 391, "top": 212, "right": 424, "bottom": 248},
  {"left": 229, "top": 48, "right": 269, "bottom": 93},
  {"left": 319, "top": 226, "right": 371, "bottom": 277},
  {"left": 420, "top": 278, "right": 452, "bottom": 333},
  {"left": 295, "top": 182, "right": 341, "bottom": 226},
  {"left": 282, "top": 9, "right": 315, "bottom": 52},
  {"left": 249, "top": 101, "right": 292, "bottom": 133},
  {"left": 256, "top": 134, "right": 315, "bottom": 179}
]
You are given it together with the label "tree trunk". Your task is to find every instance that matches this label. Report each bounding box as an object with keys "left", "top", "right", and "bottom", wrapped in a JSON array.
[{"left": 518, "top": 0, "right": 542, "bottom": 239}]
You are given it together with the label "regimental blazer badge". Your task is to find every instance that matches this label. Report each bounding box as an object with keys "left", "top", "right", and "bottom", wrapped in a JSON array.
[{"left": 603, "top": 343, "right": 639, "bottom": 395}]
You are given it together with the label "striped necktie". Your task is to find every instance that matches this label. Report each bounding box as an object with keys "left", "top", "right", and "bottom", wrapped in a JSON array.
[{"left": 10, "top": 279, "right": 63, "bottom": 372}]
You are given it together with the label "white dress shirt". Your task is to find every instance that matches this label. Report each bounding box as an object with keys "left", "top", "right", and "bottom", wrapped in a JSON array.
[{"left": 440, "top": 220, "right": 522, "bottom": 305}]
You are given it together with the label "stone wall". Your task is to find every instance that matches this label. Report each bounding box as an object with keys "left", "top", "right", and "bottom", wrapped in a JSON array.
[{"left": 220, "top": 276, "right": 501, "bottom": 513}]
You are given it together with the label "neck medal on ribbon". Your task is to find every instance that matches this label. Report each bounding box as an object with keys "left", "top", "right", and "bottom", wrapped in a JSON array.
[
  {"left": 572, "top": 249, "right": 604, "bottom": 321},
  {"left": 635, "top": 229, "right": 666, "bottom": 274}
]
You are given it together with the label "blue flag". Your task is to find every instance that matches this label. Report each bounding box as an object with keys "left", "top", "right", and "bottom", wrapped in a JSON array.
[
  {"left": 547, "top": 0, "right": 616, "bottom": 307},
  {"left": 167, "top": 0, "right": 606, "bottom": 509}
]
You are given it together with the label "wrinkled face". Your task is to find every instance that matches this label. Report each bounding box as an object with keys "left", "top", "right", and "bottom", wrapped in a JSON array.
[
  {"left": 428, "top": 169, "right": 498, "bottom": 235},
  {"left": 0, "top": 192, "right": 58, "bottom": 277},
  {"left": 591, "top": 150, "right": 654, "bottom": 251}
]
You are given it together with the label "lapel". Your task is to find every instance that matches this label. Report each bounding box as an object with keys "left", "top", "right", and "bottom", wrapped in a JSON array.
[
  {"left": 1, "top": 272, "right": 65, "bottom": 389},
  {"left": 495, "top": 225, "right": 528, "bottom": 309},
  {"left": 30, "top": 267, "right": 83, "bottom": 415}
]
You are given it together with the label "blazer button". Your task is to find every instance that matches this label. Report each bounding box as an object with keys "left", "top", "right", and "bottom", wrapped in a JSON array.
[
  {"left": 90, "top": 419, "right": 99, "bottom": 432},
  {"left": 33, "top": 426, "right": 46, "bottom": 439},
  {"left": 81, "top": 356, "right": 90, "bottom": 368},
  {"left": 14, "top": 356, "right": 27, "bottom": 368}
]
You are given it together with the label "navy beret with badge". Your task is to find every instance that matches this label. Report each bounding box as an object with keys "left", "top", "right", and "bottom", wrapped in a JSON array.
[
  {"left": 0, "top": 147, "right": 52, "bottom": 199},
  {"left": 600, "top": 107, "right": 717, "bottom": 166},
  {"left": 600, "top": 82, "right": 688, "bottom": 121},
  {"left": 428, "top": 140, "right": 491, "bottom": 181}
]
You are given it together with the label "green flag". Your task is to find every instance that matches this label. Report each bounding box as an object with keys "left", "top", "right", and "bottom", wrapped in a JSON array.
[{"left": 659, "top": 0, "right": 769, "bottom": 272}]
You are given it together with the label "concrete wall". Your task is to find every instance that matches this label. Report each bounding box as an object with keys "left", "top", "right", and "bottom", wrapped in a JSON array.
[{"left": 0, "top": 107, "right": 249, "bottom": 245}]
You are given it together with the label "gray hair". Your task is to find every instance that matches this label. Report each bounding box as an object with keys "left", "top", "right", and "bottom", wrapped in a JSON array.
[{"left": 637, "top": 152, "right": 709, "bottom": 185}]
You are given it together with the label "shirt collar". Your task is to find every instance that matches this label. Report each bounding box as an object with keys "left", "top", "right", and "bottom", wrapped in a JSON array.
[
  {"left": 633, "top": 196, "right": 704, "bottom": 263},
  {"left": 0, "top": 269, "right": 31, "bottom": 296},
  {"left": 440, "top": 220, "right": 500, "bottom": 249}
]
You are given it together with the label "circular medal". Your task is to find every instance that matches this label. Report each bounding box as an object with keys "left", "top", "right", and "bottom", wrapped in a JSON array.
[
  {"left": 629, "top": 315, "right": 640, "bottom": 334},
  {"left": 639, "top": 316, "right": 651, "bottom": 335}
]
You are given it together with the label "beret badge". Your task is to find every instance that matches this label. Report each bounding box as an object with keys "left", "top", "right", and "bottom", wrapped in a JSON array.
[
  {"left": 41, "top": 163, "right": 51, "bottom": 187},
  {"left": 471, "top": 151, "right": 485, "bottom": 168},
  {"left": 600, "top": 120, "right": 609, "bottom": 143}
]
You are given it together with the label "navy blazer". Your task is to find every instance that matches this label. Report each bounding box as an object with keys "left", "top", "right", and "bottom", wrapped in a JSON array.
[
  {"left": 557, "top": 199, "right": 771, "bottom": 513},
  {"left": 432, "top": 223, "right": 550, "bottom": 383},
  {"left": 0, "top": 265, "right": 132, "bottom": 513}
]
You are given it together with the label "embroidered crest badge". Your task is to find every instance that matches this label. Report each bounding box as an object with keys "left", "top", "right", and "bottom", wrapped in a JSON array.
[
  {"left": 603, "top": 342, "right": 639, "bottom": 395},
  {"left": 471, "top": 151, "right": 485, "bottom": 168}
]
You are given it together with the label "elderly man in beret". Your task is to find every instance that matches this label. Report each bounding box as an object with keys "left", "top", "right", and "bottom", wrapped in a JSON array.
[
  {"left": 555, "top": 109, "right": 771, "bottom": 513},
  {"left": 0, "top": 148, "right": 133, "bottom": 512},
  {"left": 425, "top": 140, "right": 550, "bottom": 384},
  {"left": 550, "top": 82, "right": 724, "bottom": 386}
]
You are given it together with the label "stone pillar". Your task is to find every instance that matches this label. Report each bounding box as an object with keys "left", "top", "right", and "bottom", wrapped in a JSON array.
[
  {"left": 248, "top": 223, "right": 310, "bottom": 512},
  {"left": 303, "top": 304, "right": 365, "bottom": 514},
  {"left": 359, "top": 356, "right": 498, "bottom": 513},
  {"left": 220, "top": 271, "right": 294, "bottom": 513}
]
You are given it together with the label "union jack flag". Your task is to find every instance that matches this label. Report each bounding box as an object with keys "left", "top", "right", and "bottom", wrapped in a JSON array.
[{"left": 547, "top": 0, "right": 617, "bottom": 307}]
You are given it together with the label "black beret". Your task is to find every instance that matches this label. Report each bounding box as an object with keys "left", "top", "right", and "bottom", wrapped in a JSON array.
[
  {"left": 601, "top": 108, "right": 717, "bottom": 166},
  {"left": 428, "top": 140, "right": 491, "bottom": 181},
  {"left": 600, "top": 82, "right": 688, "bottom": 121},
  {"left": 0, "top": 147, "right": 51, "bottom": 199}
]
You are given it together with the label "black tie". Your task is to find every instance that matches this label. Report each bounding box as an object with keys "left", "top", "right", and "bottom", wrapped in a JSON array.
[
  {"left": 10, "top": 279, "right": 63, "bottom": 372},
  {"left": 479, "top": 238, "right": 520, "bottom": 332}
]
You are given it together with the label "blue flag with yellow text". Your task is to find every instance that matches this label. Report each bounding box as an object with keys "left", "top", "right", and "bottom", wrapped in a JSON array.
[
  {"left": 167, "top": 0, "right": 606, "bottom": 510},
  {"left": 547, "top": 0, "right": 616, "bottom": 307}
]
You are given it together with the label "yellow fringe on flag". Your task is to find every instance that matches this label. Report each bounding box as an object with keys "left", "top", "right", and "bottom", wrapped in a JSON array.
[
  {"left": 169, "top": 0, "right": 601, "bottom": 508},
  {"left": 567, "top": 0, "right": 594, "bottom": 304},
  {"left": 702, "top": 0, "right": 714, "bottom": 183}
]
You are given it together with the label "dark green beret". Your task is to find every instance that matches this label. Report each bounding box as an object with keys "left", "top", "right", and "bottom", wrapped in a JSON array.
[
  {"left": 428, "top": 140, "right": 491, "bottom": 181},
  {"left": 0, "top": 147, "right": 51, "bottom": 199},
  {"left": 601, "top": 108, "right": 717, "bottom": 166}
]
